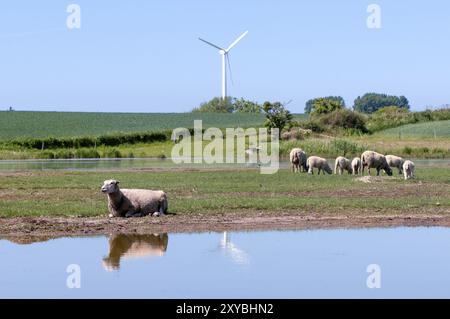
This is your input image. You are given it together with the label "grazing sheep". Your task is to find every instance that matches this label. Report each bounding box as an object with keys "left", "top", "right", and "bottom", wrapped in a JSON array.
[
  {"left": 351, "top": 157, "right": 361, "bottom": 175},
  {"left": 289, "top": 148, "right": 307, "bottom": 173},
  {"left": 101, "top": 179, "right": 168, "bottom": 218},
  {"left": 386, "top": 155, "right": 405, "bottom": 174},
  {"left": 334, "top": 156, "right": 352, "bottom": 175},
  {"left": 360, "top": 151, "right": 393, "bottom": 176},
  {"left": 307, "top": 156, "right": 333, "bottom": 175},
  {"left": 403, "top": 160, "right": 415, "bottom": 180}
]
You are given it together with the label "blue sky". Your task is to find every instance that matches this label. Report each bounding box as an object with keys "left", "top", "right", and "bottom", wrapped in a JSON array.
[{"left": 0, "top": 0, "right": 449, "bottom": 113}]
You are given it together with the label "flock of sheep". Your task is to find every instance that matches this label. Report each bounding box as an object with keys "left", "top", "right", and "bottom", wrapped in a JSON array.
[
  {"left": 100, "top": 150, "right": 415, "bottom": 219},
  {"left": 289, "top": 148, "right": 415, "bottom": 180}
]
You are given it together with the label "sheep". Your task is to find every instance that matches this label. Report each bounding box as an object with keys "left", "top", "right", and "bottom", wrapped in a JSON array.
[
  {"left": 289, "top": 148, "right": 307, "bottom": 173},
  {"left": 101, "top": 179, "right": 168, "bottom": 218},
  {"left": 307, "top": 156, "right": 332, "bottom": 175},
  {"left": 360, "top": 151, "right": 393, "bottom": 176},
  {"left": 334, "top": 156, "right": 352, "bottom": 175},
  {"left": 403, "top": 160, "right": 415, "bottom": 180},
  {"left": 351, "top": 157, "right": 361, "bottom": 175},
  {"left": 385, "top": 155, "right": 405, "bottom": 174}
]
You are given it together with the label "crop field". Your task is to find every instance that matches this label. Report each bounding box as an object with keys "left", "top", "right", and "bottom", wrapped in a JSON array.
[
  {"left": 375, "top": 120, "right": 450, "bottom": 138},
  {"left": 0, "top": 111, "right": 266, "bottom": 139}
]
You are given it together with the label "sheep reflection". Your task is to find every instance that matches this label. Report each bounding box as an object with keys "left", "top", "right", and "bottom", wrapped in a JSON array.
[{"left": 102, "top": 233, "right": 168, "bottom": 271}]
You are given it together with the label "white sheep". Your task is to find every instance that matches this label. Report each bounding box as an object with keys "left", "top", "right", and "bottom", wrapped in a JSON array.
[
  {"left": 289, "top": 148, "right": 307, "bottom": 173},
  {"left": 360, "top": 151, "right": 393, "bottom": 176},
  {"left": 101, "top": 179, "right": 168, "bottom": 218},
  {"left": 334, "top": 156, "right": 352, "bottom": 175},
  {"left": 403, "top": 160, "right": 415, "bottom": 180},
  {"left": 351, "top": 157, "right": 361, "bottom": 175},
  {"left": 307, "top": 156, "right": 332, "bottom": 175},
  {"left": 385, "top": 155, "right": 405, "bottom": 174}
]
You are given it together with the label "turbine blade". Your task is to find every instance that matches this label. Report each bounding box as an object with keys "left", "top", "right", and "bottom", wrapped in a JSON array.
[
  {"left": 226, "top": 54, "right": 234, "bottom": 85},
  {"left": 226, "top": 31, "right": 248, "bottom": 51},
  {"left": 198, "top": 38, "right": 225, "bottom": 51}
]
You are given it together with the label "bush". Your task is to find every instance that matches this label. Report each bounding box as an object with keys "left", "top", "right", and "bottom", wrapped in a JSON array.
[
  {"left": 192, "top": 97, "right": 262, "bottom": 113},
  {"left": 54, "top": 150, "right": 75, "bottom": 159},
  {"left": 367, "top": 106, "right": 450, "bottom": 132},
  {"left": 192, "top": 97, "right": 235, "bottom": 113},
  {"left": 40, "top": 151, "right": 55, "bottom": 159},
  {"left": 298, "top": 119, "right": 325, "bottom": 133},
  {"left": 403, "top": 146, "right": 412, "bottom": 155},
  {"left": 305, "top": 96, "right": 345, "bottom": 114},
  {"left": 103, "top": 148, "right": 122, "bottom": 158},
  {"left": 311, "top": 98, "right": 343, "bottom": 116},
  {"left": 74, "top": 149, "right": 101, "bottom": 159},
  {"left": 5, "top": 131, "right": 170, "bottom": 150},
  {"left": 315, "top": 109, "right": 368, "bottom": 133}
]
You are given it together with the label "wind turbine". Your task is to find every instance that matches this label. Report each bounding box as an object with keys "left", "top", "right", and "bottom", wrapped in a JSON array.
[{"left": 199, "top": 31, "right": 248, "bottom": 100}]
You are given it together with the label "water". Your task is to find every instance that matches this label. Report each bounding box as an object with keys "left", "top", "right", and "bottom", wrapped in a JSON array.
[
  {"left": 0, "top": 158, "right": 447, "bottom": 171},
  {"left": 1, "top": 227, "right": 450, "bottom": 298}
]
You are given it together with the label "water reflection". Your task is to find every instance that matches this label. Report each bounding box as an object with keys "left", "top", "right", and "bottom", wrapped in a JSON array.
[
  {"left": 219, "top": 232, "right": 250, "bottom": 266},
  {"left": 102, "top": 233, "right": 168, "bottom": 271}
]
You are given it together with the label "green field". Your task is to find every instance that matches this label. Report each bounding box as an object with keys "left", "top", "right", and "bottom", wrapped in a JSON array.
[
  {"left": 0, "top": 167, "right": 448, "bottom": 217},
  {"left": 0, "top": 111, "right": 266, "bottom": 139},
  {"left": 375, "top": 120, "right": 450, "bottom": 138}
]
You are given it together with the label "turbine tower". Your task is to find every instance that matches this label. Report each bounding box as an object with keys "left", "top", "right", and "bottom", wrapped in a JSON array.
[{"left": 199, "top": 31, "right": 248, "bottom": 100}]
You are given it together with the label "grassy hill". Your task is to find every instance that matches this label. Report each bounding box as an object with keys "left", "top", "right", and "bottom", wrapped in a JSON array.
[
  {"left": 375, "top": 120, "right": 450, "bottom": 138},
  {"left": 0, "top": 111, "right": 266, "bottom": 140}
]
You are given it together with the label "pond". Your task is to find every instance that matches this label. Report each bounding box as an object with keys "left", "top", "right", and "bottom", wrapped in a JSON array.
[
  {"left": 1, "top": 227, "right": 450, "bottom": 298},
  {"left": 0, "top": 158, "right": 448, "bottom": 171}
]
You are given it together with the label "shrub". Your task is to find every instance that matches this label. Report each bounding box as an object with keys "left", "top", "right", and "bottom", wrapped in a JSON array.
[
  {"left": 54, "top": 150, "right": 75, "bottom": 159},
  {"left": 74, "top": 149, "right": 100, "bottom": 159},
  {"left": 103, "top": 148, "right": 122, "bottom": 158},
  {"left": 40, "top": 151, "right": 55, "bottom": 159},
  {"left": 367, "top": 106, "right": 450, "bottom": 132},
  {"left": 315, "top": 109, "right": 368, "bottom": 133},
  {"left": 403, "top": 146, "right": 412, "bottom": 155}
]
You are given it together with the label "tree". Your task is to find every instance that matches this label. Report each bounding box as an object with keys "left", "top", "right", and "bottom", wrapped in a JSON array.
[
  {"left": 311, "top": 98, "right": 343, "bottom": 116},
  {"left": 262, "top": 101, "right": 293, "bottom": 131},
  {"left": 305, "top": 96, "right": 345, "bottom": 114},
  {"left": 192, "top": 97, "right": 235, "bottom": 113},
  {"left": 192, "top": 97, "right": 261, "bottom": 113},
  {"left": 353, "top": 93, "right": 410, "bottom": 114},
  {"left": 233, "top": 98, "right": 262, "bottom": 113}
]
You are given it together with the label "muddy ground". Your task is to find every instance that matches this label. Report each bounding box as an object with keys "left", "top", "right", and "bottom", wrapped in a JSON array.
[{"left": 1, "top": 208, "right": 450, "bottom": 243}]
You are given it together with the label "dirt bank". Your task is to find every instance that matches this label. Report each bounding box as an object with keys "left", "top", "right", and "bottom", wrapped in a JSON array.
[{"left": 1, "top": 208, "right": 450, "bottom": 240}]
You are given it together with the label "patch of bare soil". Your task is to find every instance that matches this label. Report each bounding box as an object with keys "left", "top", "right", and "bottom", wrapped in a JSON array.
[{"left": 1, "top": 208, "right": 450, "bottom": 241}]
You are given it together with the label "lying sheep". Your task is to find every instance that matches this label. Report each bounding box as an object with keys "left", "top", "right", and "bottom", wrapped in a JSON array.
[
  {"left": 386, "top": 155, "right": 405, "bottom": 174},
  {"left": 101, "top": 179, "right": 168, "bottom": 218},
  {"left": 334, "top": 156, "right": 352, "bottom": 175},
  {"left": 360, "top": 151, "right": 393, "bottom": 176},
  {"left": 403, "top": 160, "right": 415, "bottom": 180},
  {"left": 307, "top": 156, "right": 332, "bottom": 175},
  {"left": 351, "top": 157, "right": 361, "bottom": 175},
  {"left": 289, "top": 148, "right": 307, "bottom": 172}
]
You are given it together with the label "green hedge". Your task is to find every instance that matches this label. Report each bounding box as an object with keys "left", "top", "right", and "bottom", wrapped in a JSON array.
[{"left": 3, "top": 131, "right": 171, "bottom": 150}]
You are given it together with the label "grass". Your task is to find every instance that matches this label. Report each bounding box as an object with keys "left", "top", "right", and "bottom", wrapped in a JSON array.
[
  {"left": 375, "top": 120, "right": 450, "bottom": 138},
  {"left": 0, "top": 167, "right": 448, "bottom": 217},
  {"left": 0, "top": 111, "right": 266, "bottom": 139}
]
